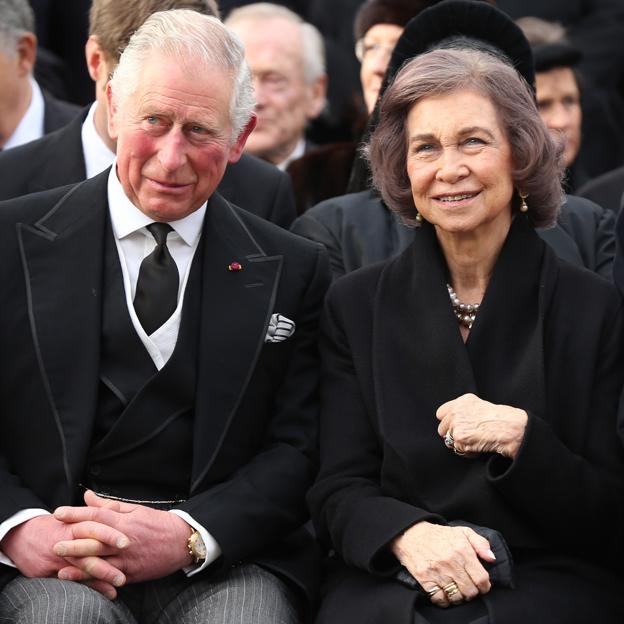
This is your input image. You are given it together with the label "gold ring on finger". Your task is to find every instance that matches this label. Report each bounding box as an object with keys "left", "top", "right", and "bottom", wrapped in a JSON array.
[
  {"left": 425, "top": 585, "right": 442, "bottom": 598},
  {"left": 443, "top": 582, "right": 459, "bottom": 597},
  {"left": 453, "top": 445, "right": 466, "bottom": 456}
]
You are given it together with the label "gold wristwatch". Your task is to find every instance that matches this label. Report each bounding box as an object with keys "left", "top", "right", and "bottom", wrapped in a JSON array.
[{"left": 187, "top": 530, "right": 207, "bottom": 564}]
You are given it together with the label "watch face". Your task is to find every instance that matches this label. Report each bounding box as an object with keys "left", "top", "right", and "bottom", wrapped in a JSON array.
[{"left": 191, "top": 532, "right": 206, "bottom": 559}]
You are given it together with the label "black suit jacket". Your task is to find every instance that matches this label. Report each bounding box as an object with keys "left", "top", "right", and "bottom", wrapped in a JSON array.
[
  {"left": 0, "top": 107, "right": 297, "bottom": 228},
  {"left": 291, "top": 190, "right": 615, "bottom": 281},
  {"left": 42, "top": 89, "right": 81, "bottom": 133},
  {"left": 579, "top": 165, "right": 624, "bottom": 214},
  {"left": 0, "top": 170, "right": 330, "bottom": 601}
]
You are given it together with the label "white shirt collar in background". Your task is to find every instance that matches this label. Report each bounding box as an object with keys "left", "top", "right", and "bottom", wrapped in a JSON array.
[{"left": 82, "top": 102, "right": 116, "bottom": 178}]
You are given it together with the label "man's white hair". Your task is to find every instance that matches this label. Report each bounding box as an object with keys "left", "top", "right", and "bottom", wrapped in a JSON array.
[
  {"left": 109, "top": 9, "right": 255, "bottom": 139},
  {"left": 0, "top": 0, "right": 34, "bottom": 55},
  {"left": 225, "top": 2, "right": 326, "bottom": 83}
]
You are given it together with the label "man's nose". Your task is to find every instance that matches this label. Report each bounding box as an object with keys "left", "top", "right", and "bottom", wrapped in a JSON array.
[
  {"left": 252, "top": 75, "right": 268, "bottom": 107},
  {"left": 157, "top": 129, "right": 187, "bottom": 171}
]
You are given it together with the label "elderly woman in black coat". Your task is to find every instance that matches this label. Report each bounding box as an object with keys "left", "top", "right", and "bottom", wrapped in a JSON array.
[{"left": 308, "top": 42, "right": 624, "bottom": 624}]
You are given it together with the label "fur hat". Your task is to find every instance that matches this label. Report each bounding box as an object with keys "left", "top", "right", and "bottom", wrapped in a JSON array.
[{"left": 385, "top": 0, "right": 535, "bottom": 93}]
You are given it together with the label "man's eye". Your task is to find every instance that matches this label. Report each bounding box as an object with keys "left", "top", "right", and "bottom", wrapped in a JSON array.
[{"left": 146, "top": 116, "right": 159, "bottom": 125}]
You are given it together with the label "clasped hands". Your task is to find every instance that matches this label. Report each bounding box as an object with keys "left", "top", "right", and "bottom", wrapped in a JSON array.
[
  {"left": 0, "top": 490, "right": 193, "bottom": 600},
  {"left": 436, "top": 393, "right": 528, "bottom": 459}
]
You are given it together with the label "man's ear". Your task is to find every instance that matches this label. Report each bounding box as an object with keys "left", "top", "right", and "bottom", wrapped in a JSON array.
[
  {"left": 227, "top": 114, "right": 258, "bottom": 163},
  {"left": 85, "top": 36, "right": 111, "bottom": 83},
  {"left": 305, "top": 74, "right": 328, "bottom": 120},
  {"left": 106, "top": 82, "right": 119, "bottom": 140},
  {"left": 15, "top": 32, "right": 37, "bottom": 76}
]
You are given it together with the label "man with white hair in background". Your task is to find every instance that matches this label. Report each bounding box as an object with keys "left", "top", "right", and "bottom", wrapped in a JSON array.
[
  {"left": 0, "top": 0, "right": 79, "bottom": 150},
  {"left": 226, "top": 3, "right": 327, "bottom": 170},
  {"left": 0, "top": 9, "right": 328, "bottom": 623}
]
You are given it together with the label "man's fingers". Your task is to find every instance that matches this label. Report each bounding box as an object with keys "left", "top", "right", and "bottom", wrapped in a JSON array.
[
  {"left": 54, "top": 504, "right": 121, "bottom": 527},
  {"left": 57, "top": 567, "right": 118, "bottom": 600},
  {"left": 68, "top": 520, "right": 130, "bottom": 549},
  {"left": 84, "top": 490, "right": 136, "bottom": 513},
  {"left": 63, "top": 555, "right": 126, "bottom": 589},
  {"left": 53, "top": 537, "right": 118, "bottom": 558}
]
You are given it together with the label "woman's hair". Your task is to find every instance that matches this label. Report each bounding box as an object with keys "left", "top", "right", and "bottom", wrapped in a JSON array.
[{"left": 367, "top": 46, "right": 564, "bottom": 227}]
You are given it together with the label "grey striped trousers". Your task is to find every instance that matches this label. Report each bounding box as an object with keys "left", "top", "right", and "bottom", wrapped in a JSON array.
[{"left": 0, "top": 563, "right": 300, "bottom": 623}]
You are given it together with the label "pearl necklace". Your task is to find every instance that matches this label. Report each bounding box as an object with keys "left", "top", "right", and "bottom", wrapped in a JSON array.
[{"left": 446, "top": 284, "right": 480, "bottom": 329}]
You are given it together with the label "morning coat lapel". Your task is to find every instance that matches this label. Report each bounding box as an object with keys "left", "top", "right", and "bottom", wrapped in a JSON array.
[
  {"left": 190, "top": 193, "right": 283, "bottom": 493},
  {"left": 17, "top": 170, "right": 107, "bottom": 487}
]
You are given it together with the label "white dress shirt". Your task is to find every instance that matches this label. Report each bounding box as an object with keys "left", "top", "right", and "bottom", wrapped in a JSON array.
[
  {"left": 0, "top": 165, "right": 220, "bottom": 574},
  {"left": 81, "top": 102, "right": 116, "bottom": 179},
  {"left": 3, "top": 77, "right": 45, "bottom": 150}
]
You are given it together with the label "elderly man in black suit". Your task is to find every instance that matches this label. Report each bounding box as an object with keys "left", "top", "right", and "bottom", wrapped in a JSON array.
[
  {"left": 0, "top": 0, "right": 80, "bottom": 150},
  {"left": 0, "top": 0, "right": 297, "bottom": 228},
  {"left": 0, "top": 9, "right": 329, "bottom": 623}
]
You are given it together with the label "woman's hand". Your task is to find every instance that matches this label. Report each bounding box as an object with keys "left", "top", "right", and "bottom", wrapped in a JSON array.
[
  {"left": 391, "top": 522, "right": 495, "bottom": 607},
  {"left": 436, "top": 393, "right": 528, "bottom": 459}
]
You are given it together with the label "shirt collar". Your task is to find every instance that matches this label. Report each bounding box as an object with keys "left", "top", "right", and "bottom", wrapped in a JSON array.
[
  {"left": 107, "top": 162, "right": 206, "bottom": 247},
  {"left": 276, "top": 137, "right": 306, "bottom": 171},
  {"left": 4, "top": 77, "right": 45, "bottom": 150},
  {"left": 81, "top": 102, "right": 116, "bottom": 178}
]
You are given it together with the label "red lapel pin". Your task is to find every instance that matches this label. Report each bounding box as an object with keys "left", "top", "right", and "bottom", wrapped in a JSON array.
[{"left": 228, "top": 261, "right": 243, "bottom": 272}]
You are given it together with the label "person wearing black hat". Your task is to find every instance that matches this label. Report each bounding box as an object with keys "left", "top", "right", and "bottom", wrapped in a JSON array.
[
  {"left": 292, "top": 0, "right": 615, "bottom": 281},
  {"left": 286, "top": 0, "right": 436, "bottom": 215},
  {"left": 517, "top": 17, "right": 586, "bottom": 193},
  {"left": 307, "top": 2, "right": 624, "bottom": 623}
]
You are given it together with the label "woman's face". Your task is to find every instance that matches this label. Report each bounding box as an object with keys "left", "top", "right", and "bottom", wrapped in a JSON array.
[
  {"left": 406, "top": 89, "right": 514, "bottom": 239},
  {"left": 358, "top": 23, "right": 403, "bottom": 114}
]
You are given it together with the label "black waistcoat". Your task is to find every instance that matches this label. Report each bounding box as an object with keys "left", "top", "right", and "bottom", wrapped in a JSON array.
[{"left": 83, "top": 217, "right": 203, "bottom": 504}]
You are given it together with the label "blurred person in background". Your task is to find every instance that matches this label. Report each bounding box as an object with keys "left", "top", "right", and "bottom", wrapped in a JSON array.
[
  {"left": 0, "top": 0, "right": 80, "bottom": 150},
  {"left": 225, "top": 2, "right": 327, "bottom": 170}
]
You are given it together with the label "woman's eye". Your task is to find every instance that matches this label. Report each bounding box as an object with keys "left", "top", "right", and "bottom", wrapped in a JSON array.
[
  {"left": 415, "top": 143, "right": 435, "bottom": 153},
  {"left": 465, "top": 137, "right": 485, "bottom": 146}
]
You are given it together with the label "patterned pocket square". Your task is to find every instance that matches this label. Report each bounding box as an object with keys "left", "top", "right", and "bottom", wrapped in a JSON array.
[{"left": 265, "top": 313, "right": 296, "bottom": 343}]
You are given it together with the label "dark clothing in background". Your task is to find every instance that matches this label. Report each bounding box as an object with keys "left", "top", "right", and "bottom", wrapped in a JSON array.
[
  {"left": 579, "top": 165, "right": 624, "bottom": 214},
  {"left": 30, "top": 0, "right": 92, "bottom": 105},
  {"left": 41, "top": 89, "right": 81, "bottom": 135}
]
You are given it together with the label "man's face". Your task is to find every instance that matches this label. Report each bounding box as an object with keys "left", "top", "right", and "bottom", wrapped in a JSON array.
[
  {"left": 229, "top": 17, "right": 325, "bottom": 165},
  {"left": 107, "top": 55, "right": 254, "bottom": 221},
  {"left": 536, "top": 67, "right": 582, "bottom": 168}
]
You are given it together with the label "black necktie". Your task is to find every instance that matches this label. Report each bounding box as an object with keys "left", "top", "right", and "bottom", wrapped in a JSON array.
[{"left": 134, "top": 223, "right": 179, "bottom": 335}]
